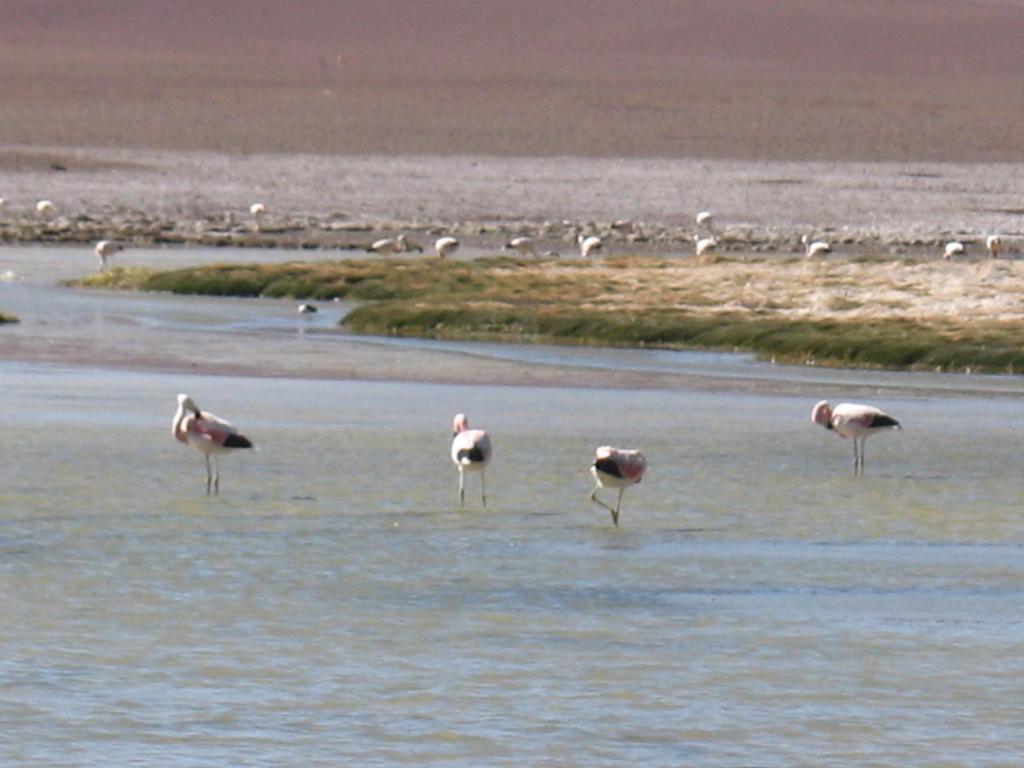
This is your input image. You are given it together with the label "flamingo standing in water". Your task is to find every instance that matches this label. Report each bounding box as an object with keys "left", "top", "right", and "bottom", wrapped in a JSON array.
[
  {"left": 172, "top": 394, "right": 253, "bottom": 494},
  {"left": 451, "top": 413, "right": 492, "bottom": 508},
  {"left": 94, "top": 240, "right": 123, "bottom": 269},
  {"left": 589, "top": 446, "right": 647, "bottom": 526},
  {"left": 434, "top": 236, "right": 460, "bottom": 258},
  {"left": 578, "top": 234, "right": 603, "bottom": 258},
  {"left": 811, "top": 400, "right": 900, "bottom": 474}
]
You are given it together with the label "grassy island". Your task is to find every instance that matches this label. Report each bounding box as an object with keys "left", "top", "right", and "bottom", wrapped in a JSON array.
[{"left": 76, "top": 256, "right": 1024, "bottom": 373}]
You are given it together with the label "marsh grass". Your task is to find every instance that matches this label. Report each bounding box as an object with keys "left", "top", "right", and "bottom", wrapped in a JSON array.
[
  {"left": 75, "top": 258, "right": 1024, "bottom": 373},
  {"left": 0, "top": 311, "right": 17, "bottom": 323}
]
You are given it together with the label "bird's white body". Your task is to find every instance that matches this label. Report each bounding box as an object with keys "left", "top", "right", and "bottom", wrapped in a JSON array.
[
  {"left": 986, "top": 234, "right": 1002, "bottom": 258},
  {"left": 695, "top": 211, "right": 713, "bottom": 230},
  {"left": 94, "top": 240, "right": 123, "bottom": 268},
  {"left": 36, "top": 200, "right": 55, "bottom": 218},
  {"left": 435, "top": 236, "right": 460, "bottom": 258},
  {"left": 578, "top": 234, "right": 603, "bottom": 258},
  {"left": 250, "top": 202, "right": 267, "bottom": 217},
  {"left": 505, "top": 236, "right": 538, "bottom": 257},
  {"left": 451, "top": 413, "right": 492, "bottom": 508},
  {"left": 694, "top": 235, "right": 717, "bottom": 257},
  {"left": 802, "top": 234, "right": 831, "bottom": 258},
  {"left": 297, "top": 303, "right": 318, "bottom": 315},
  {"left": 370, "top": 233, "right": 422, "bottom": 255},
  {"left": 811, "top": 400, "right": 900, "bottom": 473},
  {"left": 589, "top": 446, "right": 647, "bottom": 526},
  {"left": 944, "top": 241, "right": 965, "bottom": 259},
  {"left": 172, "top": 394, "right": 253, "bottom": 493}
]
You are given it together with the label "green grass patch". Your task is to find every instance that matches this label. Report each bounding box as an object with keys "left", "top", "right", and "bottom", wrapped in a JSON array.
[{"left": 0, "top": 311, "right": 17, "bottom": 323}]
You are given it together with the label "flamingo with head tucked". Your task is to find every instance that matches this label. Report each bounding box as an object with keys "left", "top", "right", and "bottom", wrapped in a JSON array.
[
  {"left": 435, "top": 236, "right": 460, "bottom": 259},
  {"left": 172, "top": 394, "right": 253, "bottom": 494},
  {"left": 811, "top": 400, "right": 900, "bottom": 473},
  {"left": 589, "top": 446, "right": 647, "bottom": 526},
  {"left": 95, "top": 240, "right": 124, "bottom": 269},
  {"left": 451, "top": 413, "right": 492, "bottom": 508}
]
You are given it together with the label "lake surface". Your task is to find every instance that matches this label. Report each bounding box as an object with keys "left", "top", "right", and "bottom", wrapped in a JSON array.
[{"left": 2, "top": 245, "right": 1023, "bottom": 766}]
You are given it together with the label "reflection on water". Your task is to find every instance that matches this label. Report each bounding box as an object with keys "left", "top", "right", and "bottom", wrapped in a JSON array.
[{"left": 2, "top": 364, "right": 1023, "bottom": 765}]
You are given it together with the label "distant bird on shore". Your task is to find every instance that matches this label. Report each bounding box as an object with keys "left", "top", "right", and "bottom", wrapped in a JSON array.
[
  {"left": 434, "top": 235, "right": 460, "bottom": 259},
  {"left": 943, "top": 240, "right": 965, "bottom": 259},
  {"left": 986, "top": 234, "right": 1003, "bottom": 259},
  {"left": 578, "top": 234, "right": 603, "bottom": 258},
  {"left": 297, "top": 303, "right": 318, "bottom": 315},
  {"left": 94, "top": 240, "right": 124, "bottom": 269},
  {"left": 505, "top": 236, "right": 538, "bottom": 258},
  {"left": 696, "top": 210, "right": 714, "bottom": 232},
  {"left": 694, "top": 235, "right": 717, "bottom": 258},
  {"left": 36, "top": 200, "right": 55, "bottom": 219},
  {"left": 250, "top": 202, "right": 267, "bottom": 218},
  {"left": 369, "top": 233, "right": 422, "bottom": 255},
  {"left": 802, "top": 234, "right": 831, "bottom": 258},
  {"left": 589, "top": 446, "right": 647, "bottom": 526},
  {"left": 172, "top": 394, "right": 253, "bottom": 494},
  {"left": 811, "top": 400, "right": 900, "bottom": 474},
  {"left": 451, "top": 413, "right": 492, "bottom": 508}
]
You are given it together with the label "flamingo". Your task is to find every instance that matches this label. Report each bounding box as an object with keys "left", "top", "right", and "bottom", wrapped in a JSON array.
[
  {"left": 172, "top": 394, "right": 253, "bottom": 494},
  {"left": 696, "top": 210, "right": 713, "bottom": 232},
  {"left": 36, "top": 200, "right": 55, "bottom": 219},
  {"left": 986, "top": 234, "right": 1003, "bottom": 258},
  {"left": 451, "top": 413, "right": 492, "bottom": 508},
  {"left": 435, "top": 235, "right": 460, "bottom": 259},
  {"left": 589, "top": 446, "right": 647, "bottom": 526},
  {"left": 578, "top": 234, "right": 603, "bottom": 258},
  {"left": 250, "top": 202, "right": 267, "bottom": 218},
  {"left": 801, "top": 234, "right": 831, "bottom": 258},
  {"left": 505, "top": 236, "right": 538, "bottom": 257},
  {"left": 94, "top": 240, "right": 123, "bottom": 269},
  {"left": 297, "top": 303, "right": 318, "bottom": 315},
  {"left": 694, "top": 235, "right": 717, "bottom": 257},
  {"left": 943, "top": 240, "right": 965, "bottom": 259},
  {"left": 811, "top": 400, "right": 900, "bottom": 473},
  {"left": 369, "top": 233, "right": 422, "bottom": 255}
]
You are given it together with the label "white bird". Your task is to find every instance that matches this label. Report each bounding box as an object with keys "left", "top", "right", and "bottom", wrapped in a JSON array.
[
  {"left": 578, "top": 234, "right": 603, "bottom": 258},
  {"left": 811, "top": 400, "right": 901, "bottom": 474},
  {"left": 694, "top": 235, "right": 718, "bottom": 257},
  {"left": 451, "top": 413, "right": 493, "bottom": 508},
  {"left": 505, "top": 236, "right": 538, "bottom": 257},
  {"left": 250, "top": 202, "right": 267, "bottom": 217},
  {"left": 36, "top": 200, "right": 55, "bottom": 219},
  {"left": 986, "top": 234, "right": 1002, "bottom": 259},
  {"left": 172, "top": 394, "right": 254, "bottom": 494},
  {"left": 943, "top": 240, "right": 965, "bottom": 259},
  {"left": 94, "top": 240, "right": 124, "bottom": 269},
  {"left": 589, "top": 446, "right": 647, "bottom": 526},
  {"left": 434, "top": 236, "right": 460, "bottom": 259},
  {"left": 695, "top": 210, "right": 713, "bottom": 231},
  {"left": 802, "top": 234, "right": 831, "bottom": 258},
  {"left": 297, "top": 303, "right": 318, "bottom": 315},
  {"left": 369, "top": 233, "right": 422, "bottom": 255},
  {"left": 0, "top": 198, "right": 7, "bottom": 209}
]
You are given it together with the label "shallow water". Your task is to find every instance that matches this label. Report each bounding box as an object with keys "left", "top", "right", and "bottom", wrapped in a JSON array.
[{"left": 2, "top": 246, "right": 1024, "bottom": 765}]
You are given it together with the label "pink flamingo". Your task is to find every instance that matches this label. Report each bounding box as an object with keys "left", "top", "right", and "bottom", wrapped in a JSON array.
[
  {"left": 172, "top": 394, "right": 253, "bottom": 494},
  {"left": 590, "top": 446, "right": 647, "bottom": 526},
  {"left": 451, "top": 413, "right": 492, "bottom": 508},
  {"left": 811, "top": 400, "right": 900, "bottom": 473}
]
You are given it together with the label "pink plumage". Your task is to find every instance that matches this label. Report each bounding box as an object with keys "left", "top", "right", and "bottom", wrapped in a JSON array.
[
  {"left": 173, "top": 393, "right": 253, "bottom": 494},
  {"left": 812, "top": 400, "right": 900, "bottom": 473}
]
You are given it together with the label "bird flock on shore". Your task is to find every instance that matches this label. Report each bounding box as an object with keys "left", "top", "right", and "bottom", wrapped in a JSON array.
[{"left": 173, "top": 393, "right": 900, "bottom": 524}]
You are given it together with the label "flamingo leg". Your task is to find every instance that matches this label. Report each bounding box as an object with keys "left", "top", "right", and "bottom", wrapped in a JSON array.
[
  {"left": 612, "top": 487, "right": 625, "bottom": 527},
  {"left": 205, "top": 454, "right": 213, "bottom": 494},
  {"left": 458, "top": 468, "right": 465, "bottom": 508},
  {"left": 213, "top": 456, "right": 220, "bottom": 494},
  {"left": 590, "top": 485, "right": 617, "bottom": 516},
  {"left": 480, "top": 471, "right": 487, "bottom": 509}
]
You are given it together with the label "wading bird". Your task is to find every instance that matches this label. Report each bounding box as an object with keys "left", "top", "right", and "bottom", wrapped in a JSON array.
[
  {"left": 589, "top": 446, "right": 647, "bottom": 526},
  {"left": 811, "top": 400, "right": 900, "bottom": 474},
  {"left": 696, "top": 210, "right": 713, "bottom": 231},
  {"left": 369, "top": 233, "right": 422, "bottom": 255},
  {"left": 505, "top": 236, "right": 538, "bottom": 257},
  {"left": 802, "top": 234, "right": 831, "bottom": 258},
  {"left": 943, "top": 240, "right": 965, "bottom": 259},
  {"left": 434, "top": 235, "right": 460, "bottom": 259},
  {"left": 172, "top": 394, "right": 253, "bottom": 494},
  {"left": 94, "top": 240, "right": 123, "bottom": 269},
  {"left": 694, "top": 234, "right": 717, "bottom": 258},
  {"left": 36, "top": 200, "right": 55, "bottom": 219},
  {"left": 451, "top": 413, "right": 492, "bottom": 508},
  {"left": 297, "top": 303, "right": 318, "bottom": 315},
  {"left": 578, "top": 234, "right": 603, "bottom": 258},
  {"left": 986, "top": 234, "right": 1003, "bottom": 259}
]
